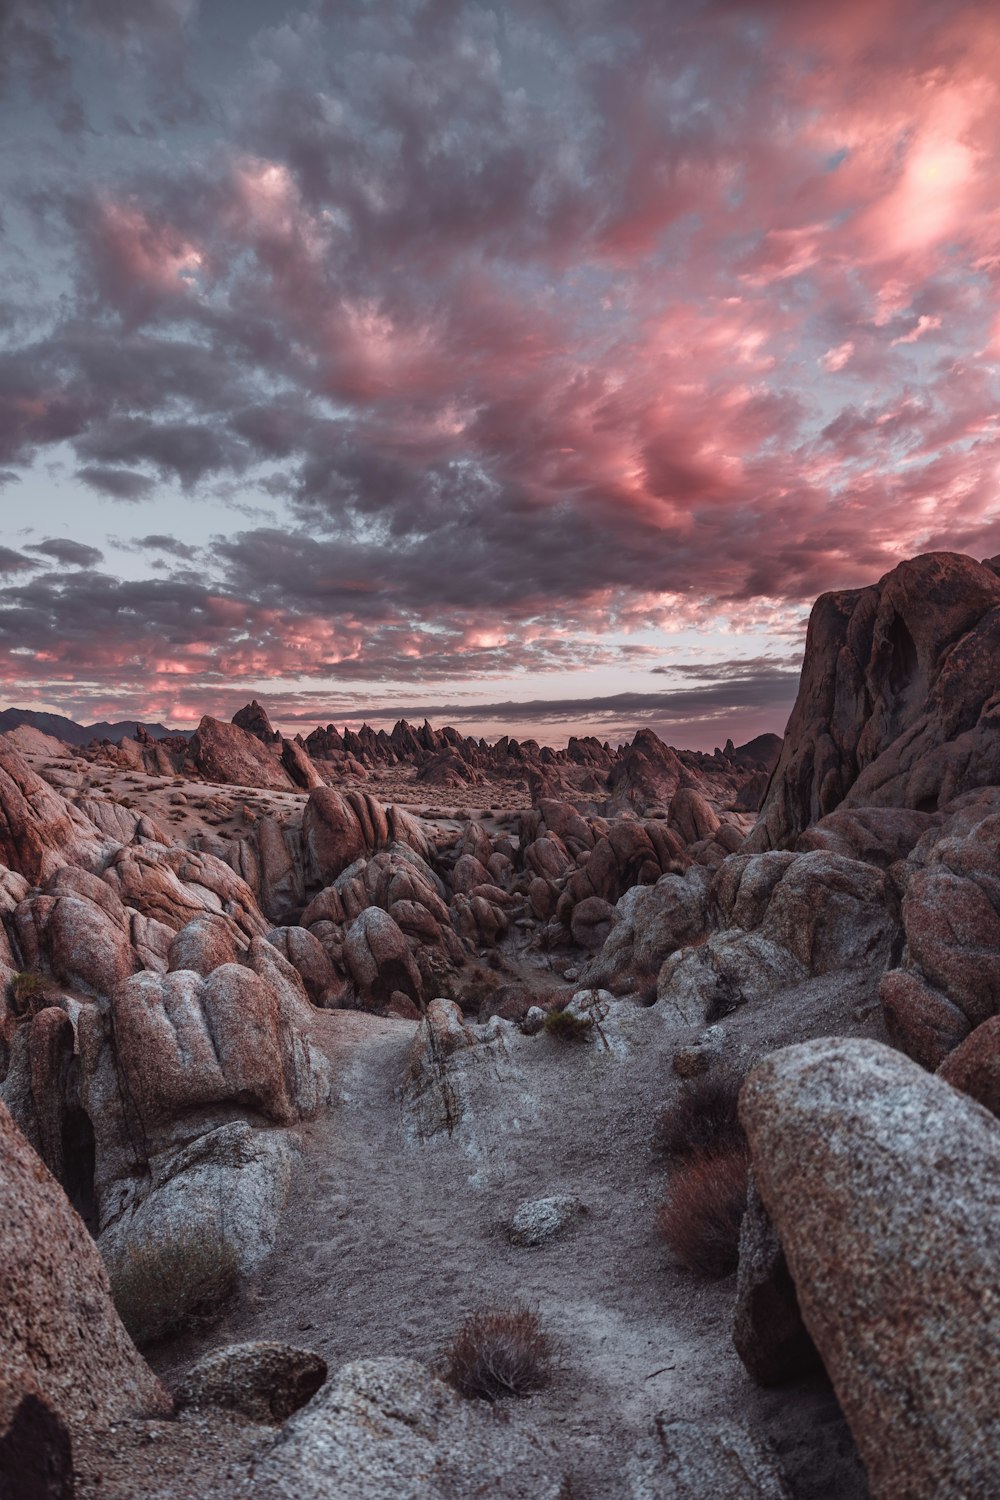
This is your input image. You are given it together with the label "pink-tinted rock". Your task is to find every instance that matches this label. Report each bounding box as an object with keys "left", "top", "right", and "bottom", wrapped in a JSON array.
[
  {"left": 750, "top": 553, "right": 1000, "bottom": 850},
  {"left": 880, "top": 968, "right": 971, "bottom": 1069},
  {"left": 937, "top": 1015, "right": 1000, "bottom": 1116},
  {"left": 0, "top": 1100, "right": 171, "bottom": 1435},
  {"left": 191, "top": 715, "right": 293, "bottom": 791},
  {"left": 343, "top": 908, "right": 422, "bottom": 1012}
]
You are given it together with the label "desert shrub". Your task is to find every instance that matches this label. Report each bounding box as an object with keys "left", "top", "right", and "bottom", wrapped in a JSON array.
[
  {"left": 442, "top": 1302, "right": 555, "bottom": 1401},
  {"left": 7, "top": 969, "right": 50, "bottom": 1017},
  {"left": 657, "top": 1144, "right": 750, "bottom": 1279},
  {"left": 542, "top": 1009, "right": 593, "bottom": 1043},
  {"left": 108, "top": 1225, "right": 239, "bottom": 1348},
  {"left": 652, "top": 1067, "right": 745, "bottom": 1161}
]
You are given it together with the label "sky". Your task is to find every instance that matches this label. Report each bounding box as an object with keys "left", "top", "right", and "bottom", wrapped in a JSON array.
[{"left": 2, "top": 0, "right": 1000, "bottom": 749}]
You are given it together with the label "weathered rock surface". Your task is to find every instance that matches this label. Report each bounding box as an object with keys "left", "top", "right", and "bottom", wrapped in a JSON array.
[
  {"left": 191, "top": 715, "right": 294, "bottom": 791},
  {"left": 741, "top": 1037, "right": 1000, "bottom": 1500},
  {"left": 250, "top": 1357, "right": 570, "bottom": 1499},
  {"left": 0, "top": 1371, "right": 75, "bottom": 1500},
  {"left": 0, "top": 1101, "right": 170, "bottom": 1435},
  {"left": 174, "top": 1342, "right": 327, "bottom": 1424},
  {"left": 750, "top": 552, "right": 1000, "bottom": 850},
  {"left": 627, "top": 1415, "right": 791, "bottom": 1499}
]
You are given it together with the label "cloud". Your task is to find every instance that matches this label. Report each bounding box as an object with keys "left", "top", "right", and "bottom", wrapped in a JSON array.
[
  {"left": 135, "top": 533, "right": 198, "bottom": 559},
  {"left": 76, "top": 466, "right": 157, "bottom": 500},
  {"left": 26, "top": 538, "right": 104, "bottom": 567},
  {"left": 0, "top": 546, "right": 36, "bottom": 576}
]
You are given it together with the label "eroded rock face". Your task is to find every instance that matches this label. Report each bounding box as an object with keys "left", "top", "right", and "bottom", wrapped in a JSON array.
[
  {"left": 0, "top": 743, "right": 111, "bottom": 882},
  {"left": 741, "top": 1037, "right": 1000, "bottom": 1500},
  {"left": 174, "top": 1342, "right": 327, "bottom": 1424},
  {"left": 749, "top": 553, "right": 1000, "bottom": 851},
  {"left": 250, "top": 1357, "right": 570, "bottom": 1500},
  {"left": 0, "top": 1101, "right": 170, "bottom": 1436}
]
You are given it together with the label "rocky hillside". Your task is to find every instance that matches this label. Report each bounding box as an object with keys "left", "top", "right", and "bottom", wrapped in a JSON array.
[{"left": 2, "top": 550, "right": 1000, "bottom": 1498}]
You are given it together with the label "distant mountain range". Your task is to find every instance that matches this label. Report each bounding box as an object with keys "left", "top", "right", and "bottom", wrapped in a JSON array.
[{"left": 0, "top": 708, "right": 178, "bottom": 746}]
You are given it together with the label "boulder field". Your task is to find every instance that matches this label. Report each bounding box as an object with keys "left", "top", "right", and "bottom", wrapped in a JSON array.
[{"left": 3, "top": 550, "right": 1000, "bottom": 1496}]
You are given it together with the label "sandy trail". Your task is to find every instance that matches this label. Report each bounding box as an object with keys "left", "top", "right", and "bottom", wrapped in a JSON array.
[{"left": 152, "top": 1005, "right": 866, "bottom": 1498}]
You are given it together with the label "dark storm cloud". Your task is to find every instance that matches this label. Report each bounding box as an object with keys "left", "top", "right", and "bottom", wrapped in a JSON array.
[{"left": 27, "top": 537, "right": 105, "bottom": 567}]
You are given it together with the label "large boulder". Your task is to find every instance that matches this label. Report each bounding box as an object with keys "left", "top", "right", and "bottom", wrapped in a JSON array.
[
  {"left": 343, "top": 908, "right": 422, "bottom": 1013},
  {"left": 250, "top": 1357, "right": 569, "bottom": 1499},
  {"left": 0, "top": 1101, "right": 170, "bottom": 1435},
  {"left": 740, "top": 1037, "right": 1000, "bottom": 1500},
  {"left": 749, "top": 553, "right": 1000, "bottom": 850},
  {"left": 190, "top": 715, "right": 293, "bottom": 790}
]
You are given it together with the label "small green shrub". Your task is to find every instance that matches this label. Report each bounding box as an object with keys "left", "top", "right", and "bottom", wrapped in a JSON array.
[
  {"left": 542, "top": 1009, "right": 594, "bottom": 1043},
  {"left": 657, "top": 1144, "right": 750, "bottom": 1279},
  {"left": 442, "top": 1302, "right": 555, "bottom": 1401},
  {"left": 108, "top": 1225, "right": 239, "bottom": 1348}
]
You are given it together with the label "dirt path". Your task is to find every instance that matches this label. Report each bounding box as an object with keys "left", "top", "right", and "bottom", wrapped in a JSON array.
[{"left": 150, "top": 1005, "right": 867, "bottom": 1498}]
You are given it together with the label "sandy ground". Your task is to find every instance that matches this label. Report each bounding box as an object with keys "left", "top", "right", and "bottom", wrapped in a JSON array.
[{"left": 123, "top": 1006, "right": 868, "bottom": 1500}]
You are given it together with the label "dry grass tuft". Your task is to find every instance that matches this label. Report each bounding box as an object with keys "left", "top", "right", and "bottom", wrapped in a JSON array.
[
  {"left": 108, "top": 1225, "right": 239, "bottom": 1348},
  {"left": 442, "top": 1302, "right": 555, "bottom": 1401},
  {"left": 657, "top": 1144, "right": 750, "bottom": 1279}
]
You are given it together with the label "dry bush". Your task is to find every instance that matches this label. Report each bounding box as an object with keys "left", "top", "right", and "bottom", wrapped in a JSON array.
[
  {"left": 542, "top": 1009, "right": 594, "bottom": 1043},
  {"left": 442, "top": 1303, "right": 555, "bottom": 1401},
  {"left": 109, "top": 1225, "right": 239, "bottom": 1348},
  {"left": 652, "top": 1067, "right": 745, "bottom": 1161},
  {"left": 7, "top": 969, "right": 51, "bottom": 1018},
  {"left": 657, "top": 1144, "right": 750, "bottom": 1279}
]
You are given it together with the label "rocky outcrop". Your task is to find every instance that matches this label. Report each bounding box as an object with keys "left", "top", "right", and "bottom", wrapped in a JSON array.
[
  {"left": 656, "top": 851, "right": 899, "bottom": 1029},
  {"left": 250, "top": 1357, "right": 570, "bottom": 1499},
  {"left": 880, "top": 793, "right": 1000, "bottom": 1066},
  {"left": 741, "top": 1037, "right": 1000, "bottom": 1500},
  {"left": 0, "top": 743, "right": 112, "bottom": 881},
  {"left": 232, "top": 700, "right": 278, "bottom": 743},
  {"left": 190, "top": 716, "right": 294, "bottom": 791},
  {"left": 0, "top": 1101, "right": 170, "bottom": 1436},
  {"left": 304, "top": 787, "right": 431, "bottom": 886},
  {"left": 749, "top": 553, "right": 1000, "bottom": 851}
]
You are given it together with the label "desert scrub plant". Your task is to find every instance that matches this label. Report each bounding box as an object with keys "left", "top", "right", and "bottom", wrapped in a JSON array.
[
  {"left": 108, "top": 1225, "right": 239, "bottom": 1348},
  {"left": 442, "top": 1302, "right": 555, "bottom": 1401},
  {"left": 657, "top": 1144, "right": 750, "bottom": 1279},
  {"left": 542, "top": 1008, "right": 594, "bottom": 1043},
  {"left": 651, "top": 1066, "right": 745, "bottom": 1161},
  {"left": 7, "top": 968, "right": 50, "bottom": 1017}
]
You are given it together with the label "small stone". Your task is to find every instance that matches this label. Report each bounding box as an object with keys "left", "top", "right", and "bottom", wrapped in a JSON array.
[
  {"left": 508, "top": 1194, "right": 582, "bottom": 1247},
  {"left": 521, "top": 1006, "right": 546, "bottom": 1036}
]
